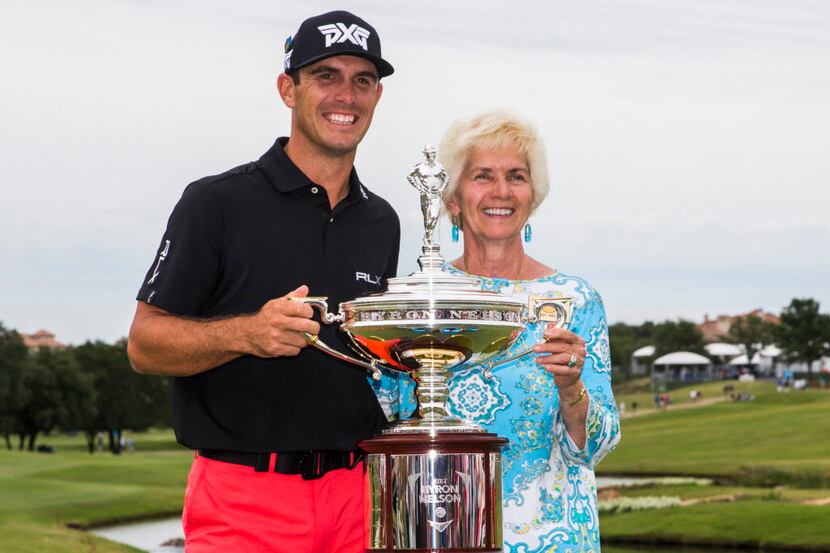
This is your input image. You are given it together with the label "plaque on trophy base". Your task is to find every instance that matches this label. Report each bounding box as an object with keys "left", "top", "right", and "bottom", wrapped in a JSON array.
[{"left": 361, "top": 432, "right": 508, "bottom": 552}]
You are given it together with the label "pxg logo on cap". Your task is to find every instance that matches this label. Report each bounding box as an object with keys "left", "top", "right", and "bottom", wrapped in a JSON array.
[
  {"left": 317, "top": 23, "right": 370, "bottom": 50},
  {"left": 283, "top": 10, "right": 394, "bottom": 78}
]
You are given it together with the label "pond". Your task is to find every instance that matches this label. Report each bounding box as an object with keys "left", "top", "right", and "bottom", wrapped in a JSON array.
[
  {"left": 89, "top": 517, "right": 183, "bottom": 553},
  {"left": 90, "top": 477, "right": 715, "bottom": 552},
  {"left": 91, "top": 519, "right": 750, "bottom": 553}
]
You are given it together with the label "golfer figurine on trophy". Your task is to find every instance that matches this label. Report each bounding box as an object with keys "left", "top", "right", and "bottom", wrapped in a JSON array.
[{"left": 407, "top": 144, "right": 448, "bottom": 246}]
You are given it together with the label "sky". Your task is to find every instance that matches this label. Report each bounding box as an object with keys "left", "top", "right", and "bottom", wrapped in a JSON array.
[{"left": 1, "top": 0, "right": 828, "bottom": 345}]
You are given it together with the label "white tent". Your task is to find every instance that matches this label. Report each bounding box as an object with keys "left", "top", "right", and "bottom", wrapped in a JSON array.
[
  {"left": 728, "top": 353, "right": 762, "bottom": 365},
  {"left": 704, "top": 343, "right": 744, "bottom": 357},
  {"left": 632, "top": 345, "right": 656, "bottom": 358},
  {"left": 629, "top": 345, "right": 656, "bottom": 375},
  {"left": 653, "top": 351, "right": 712, "bottom": 365},
  {"left": 761, "top": 344, "right": 782, "bottom": 357},
  {"left": 651, "top": 351, "right": 712, "bottom": 382}
]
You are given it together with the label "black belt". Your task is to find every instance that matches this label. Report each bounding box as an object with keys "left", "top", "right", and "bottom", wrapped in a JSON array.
[{"left": 197, "top": 449, "right": 364, "bottom": 480}]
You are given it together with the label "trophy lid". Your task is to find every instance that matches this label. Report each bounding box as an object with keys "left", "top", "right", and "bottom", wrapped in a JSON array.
[{"left": 341, "top": 143, "right": 525, "bottom": 315}]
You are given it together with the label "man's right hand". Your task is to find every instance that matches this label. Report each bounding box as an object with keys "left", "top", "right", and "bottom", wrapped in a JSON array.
[
  {"left": 128, "top": 284, "right": 322, "bottom": 376},
  {"left": 244, "top": 285, "right": 321, "bottom": 358}
]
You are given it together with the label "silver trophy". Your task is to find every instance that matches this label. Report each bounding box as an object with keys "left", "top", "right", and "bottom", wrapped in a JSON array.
[{"left": 294, "top": 146, "right": 573, "bottom": 552}]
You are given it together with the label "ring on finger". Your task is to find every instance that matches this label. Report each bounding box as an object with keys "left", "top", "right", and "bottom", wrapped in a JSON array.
[{"left": 567, "top": 353, "right": 578, "bottom": 368}]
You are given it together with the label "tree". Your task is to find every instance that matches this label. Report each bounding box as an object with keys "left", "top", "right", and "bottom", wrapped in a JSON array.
[
  {"left": 722, "top": 315, "right": 776, "bottom": 371},
  {"left": 775, "top": 298, "right": 830, "bottom": 380},
  {"left": 609, "top": 321, "right": 655, "bottom": 376},
  {"left": 2, "top": 329, "right": 173, "bottom": 454},
  {"left": 15, "top": 347, "right": 95, "bottom": 451},
  {"left": 74, "top": 340, "right": 171, "bottom": 454},
  {"left": 653, "top": 320, "right": 705, "bottom": 357},
  {"left": 0, "top": 323, "right": 28, "bottom": 450}
]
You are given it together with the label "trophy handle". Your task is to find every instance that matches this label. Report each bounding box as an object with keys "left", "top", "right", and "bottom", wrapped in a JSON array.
[
  {"left": 479, "top": 296, "right": 574, "bottom": 378},
  {"left": 290, "top": 296, "right": 400, "bottom": 380},
  {"left": 293, "top": 296, "right": 345, "bottom": 324}
]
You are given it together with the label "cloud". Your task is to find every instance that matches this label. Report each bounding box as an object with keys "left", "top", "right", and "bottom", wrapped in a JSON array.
[{"left": 1, "top": 0, "right": 828, "bottom": 343}]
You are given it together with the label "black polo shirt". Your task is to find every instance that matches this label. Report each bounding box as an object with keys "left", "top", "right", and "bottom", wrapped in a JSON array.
[{"left": 136, "top": 137, "right": 400, "bottom": 452}]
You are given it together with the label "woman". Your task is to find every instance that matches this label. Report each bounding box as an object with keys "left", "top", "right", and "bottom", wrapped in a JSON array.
[{"left": 438, "top": 111, "right": 620, "bottom": 552}]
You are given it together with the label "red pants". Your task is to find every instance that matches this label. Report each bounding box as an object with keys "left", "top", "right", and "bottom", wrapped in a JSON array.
[{"left": 182, "top": 454, "right": 365, "bottom": 552}]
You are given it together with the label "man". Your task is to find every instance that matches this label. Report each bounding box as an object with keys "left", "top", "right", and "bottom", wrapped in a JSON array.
[{"left": 127, "top": 11, "right": 399, "bottom": 552}]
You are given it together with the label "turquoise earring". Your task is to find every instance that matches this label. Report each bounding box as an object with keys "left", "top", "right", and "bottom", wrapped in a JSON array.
[
  {"left": 451, "top": 216, "right": 461, "bottom": 242},
  {"left": 524, "top": 223, "right": 532, "bottom": 243}
]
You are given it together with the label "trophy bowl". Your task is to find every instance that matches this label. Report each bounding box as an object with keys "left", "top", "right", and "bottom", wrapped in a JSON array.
[
  {"left": 344, "top": 270, "right": 525, "bottom": 432},
  {"left": 343, "top": 290, "right": 524, "bottom": 374},
  {"left": 299, "top": 258, "right": 571, "bottom": 433}
]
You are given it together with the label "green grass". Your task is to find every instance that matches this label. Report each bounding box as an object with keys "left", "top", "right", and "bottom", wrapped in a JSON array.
[
  {"left": 604, "top": 381, "right": 830, "bottom": 478},
  {"left": 598, "top": 380, "right": 830, "bottom": 551},
  {"left": 0, "top": 521, "right": 141, "bottom": 553},
  {"left": 2, "top": 383, "right": 829, "bottom": 551},
  {"left": 27, "top": 429, "right": 181, "bottom": 454},
  {"left": 0, "top": 429, "right": 191, "bottom": 551},
  {"left": 617, "top": 378, "right": 771, "bottom": 411},
  {"left": 601, "top": 501, "right": 830, "bottom": 550}
]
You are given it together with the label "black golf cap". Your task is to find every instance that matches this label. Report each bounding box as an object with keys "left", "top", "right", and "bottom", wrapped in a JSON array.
[{"left": 284, "top": 10, "right": 394, "bottom": 78}]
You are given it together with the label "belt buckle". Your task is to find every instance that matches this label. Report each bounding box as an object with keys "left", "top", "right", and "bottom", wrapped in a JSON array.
[
  {"left": 299, "top": 450, "right": 324, "bottom": 480},
  {"left": 348, "top": 451, "right": 364, "bottom": 470}
]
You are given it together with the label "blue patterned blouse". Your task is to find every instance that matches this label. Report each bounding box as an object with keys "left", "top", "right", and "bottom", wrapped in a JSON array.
[{"left": 369, "top": 268, "right": 621, "bottom": 553}]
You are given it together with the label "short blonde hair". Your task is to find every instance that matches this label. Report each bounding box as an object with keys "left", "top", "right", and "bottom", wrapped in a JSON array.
[{"left": 438, "top": 110, "right": 549, "bottom": 216}]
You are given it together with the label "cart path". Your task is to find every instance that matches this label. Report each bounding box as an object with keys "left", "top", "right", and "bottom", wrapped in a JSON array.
[{"left": 620, "top": 396, "right": 728, "bottom": 418}]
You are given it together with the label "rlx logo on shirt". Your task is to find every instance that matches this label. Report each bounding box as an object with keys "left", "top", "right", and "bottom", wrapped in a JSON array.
[
  {"left": 147, "top": 239, "right": 171, "bottom": 285},
  {"left": 355, "top": 271, "right": 381, "bottom": 285}
]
